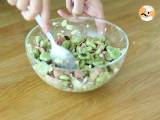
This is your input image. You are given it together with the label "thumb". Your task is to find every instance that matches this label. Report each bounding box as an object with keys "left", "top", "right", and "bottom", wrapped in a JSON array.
[{"left": 72, "top": 0, "right": 85, "bottom": 16}]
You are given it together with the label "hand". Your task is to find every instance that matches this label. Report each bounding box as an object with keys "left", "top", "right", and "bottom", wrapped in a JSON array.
[
  {"left": 57, "top": 0, "right": 106, "bottom": 34},
  {"left": 7, "top": 0, "right": 51, "bottom": 31},
  {"left": 57, "top": 0, "right": 104, "bottom": 19}
]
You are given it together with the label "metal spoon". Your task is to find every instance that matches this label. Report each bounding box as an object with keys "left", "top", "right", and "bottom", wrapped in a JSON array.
[{"left": 35, "top": 15, "right": 78, "bottom": 69}]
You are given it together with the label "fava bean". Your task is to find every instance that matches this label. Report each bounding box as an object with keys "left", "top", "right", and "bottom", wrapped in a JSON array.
[
  {"left": 71, "top": 35, "right": 84, "bottom": 45},
  {"left": 35, "top": 36, "right": 43, "bottom": 45},
  {"left": 66, "top": 25, "right": 73, "bottom": 30},
  {"left": 62, "top": 81, "right": 70, "bottom": 88},
  {"left": 61, "top": 20, "right": 67, "bottom": 27},
  {"left": 95, "top": 45, "right": 105, "bottom": 54},
  {"left": 40, "top": 40, "right": 49, "bottom": 48},
  {"left": 40, "top": 52, "right": 51, "bottom": 62},
  {"left": 107, "top": 46, "right": 122, "bottom": 59},
  {"left": 33, "top": 48, "right": 40, "bottom": 58},
  {"left": 86, "top": 40, "right": 96, "bottom": 49},
  {"left": 62, "top": 40, "right": 70, "bottom": 49},
  {"left": 78, "top": 53, "right": 90, "bottom": 60},
  {"left": 79, "top": 60, "right": 85, "bottom": 68},
  {"left": 59, "top": 75, "right": 70, "bottom": 81},
  {"left": 93, "top": 61, "right": 104, "bottom": 66},
  {"left": 86, "top": 47, "right": 93, "bottom": 52},
  {"left": 76, "top": 46, "right": 82, "bottom": 53}
]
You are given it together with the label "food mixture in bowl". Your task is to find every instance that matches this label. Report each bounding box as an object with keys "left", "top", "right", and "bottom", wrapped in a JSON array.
[{"left": 26, "top": 19, "right": 127, "bottom": 92}]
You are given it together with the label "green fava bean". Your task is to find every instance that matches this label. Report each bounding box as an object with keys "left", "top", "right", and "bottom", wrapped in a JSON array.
[
  {"left": 47, "top": 43, "right": 51, "bottom": 49},
  {"left": 96, "top": 45, "right": 105, "bottom": 54},
  {"left": 86, "top": 40, "right": 96, "bottom": 49},
  {"left": 105, "top": 53, "right": 113, "bottom": 61},
  {"left": 78, "top": 53, "right": 90, "bottom": 60},
  {"left": 95, "top": 40, "right": 103, "bottom": 45},
  {"left": 82, "top": 67, "right": 90, "bottom": 76},
  {"left": 73, "top": 52, "right": 78, "bottom": 57},
  {"left": 62, "top": 81, "right": 70, "bottom": 88},
  {"left": 61, "top": 20, "right": 67, "bottom": 27},
  {"left": 76, "top": 46, "right": 82, "bottom": 53},
  {"left": 94, "top": 54, "right": 100, "bottom": 59},
  {"left": 81, "top": 48, "right": 88, "bottom": 54},
  {"left": 79, "top": 60, "right": 85, "bottom": 68},
  {"left": 62, "top": 40, "right": 70, "bottom": 49},
  {"left": 72, "top": 49, "right": 76, "bottom": 53},
  {"left": 33, "top": 48, "right": 40, "bottom": 58},
  {"left": 59, "top": 75, "right": 70, "bottom": 81},
  {"left": 107, "top": 46, "right": 122, "bottom": 59},
  {"left": 35, "top": 36, "right": 43, "bottom": 45},
  {"left": 86, "top": 46, "right": 93, "bottom": 52},
  {"left": 92, "top": 60, "right": 104, "bottom": 66},
  {"left": 40, "top": 52, "right": 51, "bottom": 62},
  {"left": 71, "top": 35, "right": 84, "bottom": 45},
  {"left": 40, "top": 40, "right": 49, "bottom": 48},
  {"left": 70, "top": 43, "right": 76, "bottom": 51},
  {"left": 66, "top": 25, "right": 73, "bottom": 30}
]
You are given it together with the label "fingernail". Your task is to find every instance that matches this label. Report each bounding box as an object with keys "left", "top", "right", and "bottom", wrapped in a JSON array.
[{"left": 57, "top": 10, "right": 63, "bottom": 17}]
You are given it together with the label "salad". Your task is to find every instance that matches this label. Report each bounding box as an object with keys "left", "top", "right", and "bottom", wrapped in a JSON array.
[{"left": 27, "top": 20, "right": 123, "bottom": 92}]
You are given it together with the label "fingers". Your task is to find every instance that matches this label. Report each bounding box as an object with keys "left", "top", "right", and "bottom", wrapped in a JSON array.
[
  {"left": 66, "top": 0, "right": 73, "bottom": 13},
  {"left": 21, "top": 10, "right": 33, "bottom": 21},
  {"left": 72, "top": 0, "right": 85, "bottom": 16},
  {"left": 41, "top": 0, "right": 51, "bottom": 32},
  {"left": 7, "top": 0, "right": 16, "bottom": 6},
  {"left": 30, "top": 0, "right": 42, "bottom": 18},
  {"left": 16, "top": 0, "right": 29, "bottom": 11},
  {"left": 8, "top": 0, "right": 51, "bottom": 32},
  {"left": 21, "top": 0, "right": 51, "bottom": 32},
  {"left": 57, "top": 9, "right": 87, "bottom": 23},
  {"left": 57, "top": 9, "right": 71, "bottom": 18},
  {"left": 65, "top": 0, "right": 85, "bottom": 16},
  {"left": 96, "top": 0, "right": 105, "bottom": 19},
  {"left": 83, "top": 0, "right": 104, "bottom": 19},
  {"left": 21, "top": 0, "right": 42, "bottom": 21}
]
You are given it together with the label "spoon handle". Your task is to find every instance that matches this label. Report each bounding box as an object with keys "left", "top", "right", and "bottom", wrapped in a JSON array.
[{"left": 35, "top": 15, "right": 56, "bottom": 46}]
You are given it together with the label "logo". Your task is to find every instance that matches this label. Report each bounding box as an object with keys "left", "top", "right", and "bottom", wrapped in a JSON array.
[{"left": 139, "top": 5, "right": 155, "bottom": 21}]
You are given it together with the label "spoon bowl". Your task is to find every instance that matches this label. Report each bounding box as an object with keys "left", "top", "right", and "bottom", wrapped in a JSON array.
[{"left": 35, "top": 15, "right": 77, "bottom": 69}]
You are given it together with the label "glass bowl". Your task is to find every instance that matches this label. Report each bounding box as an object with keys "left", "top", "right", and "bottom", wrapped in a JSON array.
[{"left": 25, "top": 16, "right": 129, "bottom": 92}]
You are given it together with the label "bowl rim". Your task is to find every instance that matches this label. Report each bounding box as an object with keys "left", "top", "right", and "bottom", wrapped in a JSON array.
[{"left": 25, "top": 16, "right": 129, "bottom": 71}]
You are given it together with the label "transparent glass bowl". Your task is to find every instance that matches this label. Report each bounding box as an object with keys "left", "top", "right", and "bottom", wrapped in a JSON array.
[{"left": 25, "top": 16, "right": 129, "bottom": 92}]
